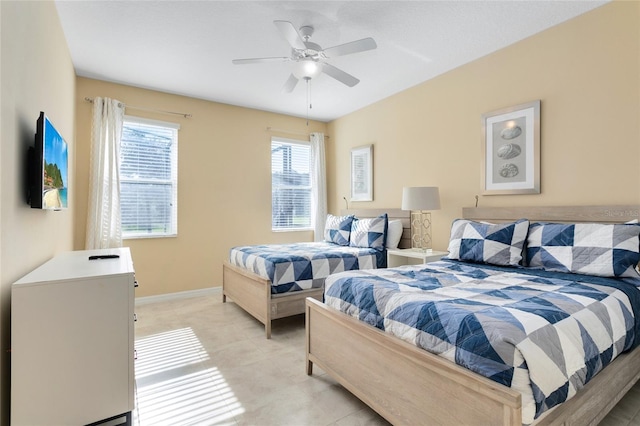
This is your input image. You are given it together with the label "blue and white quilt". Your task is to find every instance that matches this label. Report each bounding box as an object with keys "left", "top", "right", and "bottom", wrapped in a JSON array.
[
  {"left": 324, "top": 259, "right": 640, "bottom": 424},
  {"left": 229, "top": 242, "right": 385, "bottom": 294}
]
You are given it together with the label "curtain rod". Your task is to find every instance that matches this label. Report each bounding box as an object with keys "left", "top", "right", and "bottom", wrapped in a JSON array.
[
  {"left": 84, "top": 97, "right": 192, "bottom": 119},
  {"left": 266, "top": 127, "right": 330, "bottom": 139}
]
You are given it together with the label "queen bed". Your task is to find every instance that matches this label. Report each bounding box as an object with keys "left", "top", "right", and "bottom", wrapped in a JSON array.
[
  {"left": 223, "top": 208, "right": 410, "bottom": 338},
  {"left": 305, "top": 205, "right": 640, "bottom": 425}
]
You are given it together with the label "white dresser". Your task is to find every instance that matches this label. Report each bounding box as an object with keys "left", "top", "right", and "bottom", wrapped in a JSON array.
[{"left": 11, "top": 247, "right": 135, "bottom": 426}]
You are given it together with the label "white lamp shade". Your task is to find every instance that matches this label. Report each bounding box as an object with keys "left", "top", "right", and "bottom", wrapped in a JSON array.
[{"left": 401, "top": 187, "right": 441, "bottom": 211}]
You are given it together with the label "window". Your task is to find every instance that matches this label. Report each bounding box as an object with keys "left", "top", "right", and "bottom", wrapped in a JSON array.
[
  {"left": 271, "top": 137, "right": 311, "bottom": 231},
  {"left": 120, "top": 116, "right": 178, "bottom": 238}
]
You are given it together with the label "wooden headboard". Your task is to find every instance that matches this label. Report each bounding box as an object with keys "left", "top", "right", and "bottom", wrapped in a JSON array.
[
  {"left": 341, "top": 208, "right": 411, "bottom": 249},
  {"left": 463, "top": 205, "right": 640, "bottom": 223}
]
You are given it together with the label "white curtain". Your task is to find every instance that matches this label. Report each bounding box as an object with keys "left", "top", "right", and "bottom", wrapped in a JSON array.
[
  {"left": 310, "top": 132, "right": 327, "bottom": 241},
  {"left": 85, "top": 97, "right": 124, "bottom": 249}
]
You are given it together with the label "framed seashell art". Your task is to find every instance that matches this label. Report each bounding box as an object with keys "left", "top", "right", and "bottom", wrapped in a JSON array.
[{"left": 481, "top": 100, "right": 540, "bottom": 195}]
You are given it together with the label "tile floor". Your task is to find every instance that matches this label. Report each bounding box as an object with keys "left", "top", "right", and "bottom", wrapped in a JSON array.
[{"left": 133, "top": 292, "right": 640, "bottom": 426}]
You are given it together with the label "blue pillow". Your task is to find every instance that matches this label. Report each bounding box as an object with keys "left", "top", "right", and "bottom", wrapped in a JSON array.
[
  {"left": 445, "top": 219, "right": 529, "bottom": 266},
  {"left": 324, "top": 214, "right": 354, "bottom": 246},
  {"left": 526, "top": 222, "right": 640, "bottom": 278},
  {"left": 349, "top": 214, "right": 388, "bottom": 250}
]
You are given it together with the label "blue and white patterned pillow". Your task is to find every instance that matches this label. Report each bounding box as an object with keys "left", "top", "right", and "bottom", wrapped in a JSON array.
[
  {"left": 324, "top": 214, "right": 355, "bottom": 246},
  {"left": 526, "top": 222, "right": 640, "bottom": 277},
  {"left": 349, "top": 214, "right": 388, "bottom": 250},
  {"left": 445, "top": 219, "right": 529, "bottom": 266}
]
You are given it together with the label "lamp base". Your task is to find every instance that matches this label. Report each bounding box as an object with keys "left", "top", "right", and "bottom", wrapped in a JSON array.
[{"left": 410, "top": 210, "right": 433, "bottom": 251}]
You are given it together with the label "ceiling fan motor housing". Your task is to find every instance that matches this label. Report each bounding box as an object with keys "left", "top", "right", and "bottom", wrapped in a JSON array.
[{"left": 293, "top": 41, "right": 324, "bottom": 60}]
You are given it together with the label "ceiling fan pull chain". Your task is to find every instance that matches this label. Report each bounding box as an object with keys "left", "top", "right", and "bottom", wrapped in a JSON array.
[{"left": 304, "top": 78, "right": 311, "bottom": 127}]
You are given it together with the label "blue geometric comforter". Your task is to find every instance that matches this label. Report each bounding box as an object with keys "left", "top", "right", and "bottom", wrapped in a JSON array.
[
  {"left": 229, "top": 242, "right": 385, "bottom": 294},
  {"left": 324, "top": 259, "right": 640, "bottom": 424}
]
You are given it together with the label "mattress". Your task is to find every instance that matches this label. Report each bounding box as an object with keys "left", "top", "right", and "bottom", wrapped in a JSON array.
[
  {"left": 324, "top": 259, "right": 640, "bottom": 424},
  {"left": 229, "top": 241, "right": 386, "bottom": 294}
]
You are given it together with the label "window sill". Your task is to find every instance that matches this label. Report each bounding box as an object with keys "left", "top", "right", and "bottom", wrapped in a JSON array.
[{"left": 123, "top": 233, "right": 177, "bottom": 240}]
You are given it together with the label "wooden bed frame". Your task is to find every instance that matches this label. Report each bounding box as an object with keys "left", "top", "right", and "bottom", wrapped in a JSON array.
[
  {"left": 223, "top": 208, "right": 411, "bottom": 338},
  {"left": 306, "top": 205, "right": 640, "bottom": 425}
]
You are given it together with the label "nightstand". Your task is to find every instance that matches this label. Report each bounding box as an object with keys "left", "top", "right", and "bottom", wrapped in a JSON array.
[{"left": 386, "top": 248, "right": 448, "bottom": 268}]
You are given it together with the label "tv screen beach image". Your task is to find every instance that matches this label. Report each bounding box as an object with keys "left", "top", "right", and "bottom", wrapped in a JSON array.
[{"left": 42, "top": 118, "right": 68, "bottom": 209}]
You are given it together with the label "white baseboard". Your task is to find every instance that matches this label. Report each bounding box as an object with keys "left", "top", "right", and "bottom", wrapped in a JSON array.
[{"left": 135, "top": 286, "right": 221, "bottom": 306}]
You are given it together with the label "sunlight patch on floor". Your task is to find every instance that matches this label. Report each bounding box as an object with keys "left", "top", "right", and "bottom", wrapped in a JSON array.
[{"left": 135, "top": 327, "right": 244, "bottom": 425}]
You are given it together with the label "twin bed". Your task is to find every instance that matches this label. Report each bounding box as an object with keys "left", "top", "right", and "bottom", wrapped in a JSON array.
[
  {"left": 306, "top": 205, "right": 640, "bottom": 425},
  {"left": 222, "top": 208, "right": 410, "bottom": 338}
]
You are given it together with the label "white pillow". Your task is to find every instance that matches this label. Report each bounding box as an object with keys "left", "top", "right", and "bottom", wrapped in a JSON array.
[{"left": 386, "top": 220, "right": 403, "bottom": 249}]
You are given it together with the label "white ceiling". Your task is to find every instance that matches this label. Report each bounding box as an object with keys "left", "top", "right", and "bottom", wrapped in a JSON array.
[{"left": 55, "top": 1, "right": 608, "bottom": 122}]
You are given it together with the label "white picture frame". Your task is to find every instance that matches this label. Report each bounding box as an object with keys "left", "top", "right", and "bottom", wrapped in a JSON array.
[
  {"left": 481, "top": 100, "right": 541, "bottom": 195},
  {"left": 350, "top": 144, "right": 373, "bottom": 202}
]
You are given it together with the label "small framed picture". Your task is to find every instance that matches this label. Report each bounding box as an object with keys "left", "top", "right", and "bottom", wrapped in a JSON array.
[
  {"left": 481, "top": 100, "right": 540, "bottom": 195},
  {"left": 350, "top": 144, "right": 373, "bottom": 202}
]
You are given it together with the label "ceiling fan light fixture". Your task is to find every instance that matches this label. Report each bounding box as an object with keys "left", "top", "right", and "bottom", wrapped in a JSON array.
[{"left": 294, "top": 59, "right": 322, "bottom": 80}]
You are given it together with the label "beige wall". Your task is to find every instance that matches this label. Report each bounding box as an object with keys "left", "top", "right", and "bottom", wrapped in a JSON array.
[
  {"left": 327, "top": 1, "right": 640, "bottom": 252},
  {"left": 0, "top": 1, "right": 76, "bottom": 423},
  {"left": 75, "top": 78, "right": 327, "bottom": 297}
]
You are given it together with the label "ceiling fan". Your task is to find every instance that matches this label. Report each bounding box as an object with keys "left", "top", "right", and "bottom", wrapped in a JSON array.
[{"left": 232, "top": 20, "right": 377, "bottom": 92}]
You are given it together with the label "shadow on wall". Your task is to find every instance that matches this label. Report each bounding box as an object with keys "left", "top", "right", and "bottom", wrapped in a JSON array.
[{"left": 20, "top": 113, "right": 36, "bottom": 207}]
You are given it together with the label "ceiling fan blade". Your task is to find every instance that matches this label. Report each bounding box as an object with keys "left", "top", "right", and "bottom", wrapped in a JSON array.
[
  {"left": 322, "top": 63, "right": 360, "bottom": 87},
  {"left": 282, "top": 74, "right": 299, "bottom": 93},
  {"left": 323, "top": 37, "right": 377, "bottom": 58},
  {"left": 232, "top": 57, "right": 290, "bottom": 65},
  {"left": 274, "top": 20, "right": 306, "bottom": 50}
]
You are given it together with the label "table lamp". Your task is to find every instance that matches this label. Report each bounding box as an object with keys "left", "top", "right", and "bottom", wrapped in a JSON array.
[{"left": 401, "top": 186, "right": 441, "bottom": 251}]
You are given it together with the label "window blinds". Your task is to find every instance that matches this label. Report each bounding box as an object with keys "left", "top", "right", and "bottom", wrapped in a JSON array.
[
  {"left": 121, "top": 116, "right": 178, "bottom": 238},
  {"left": 271, "top": 138, "right": 312, "bottom": 230}
]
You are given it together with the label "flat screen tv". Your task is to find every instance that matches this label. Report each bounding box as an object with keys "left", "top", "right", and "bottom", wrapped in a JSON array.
[{"left": 29, "top": 112, "right": 68, "bottom": 210}]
